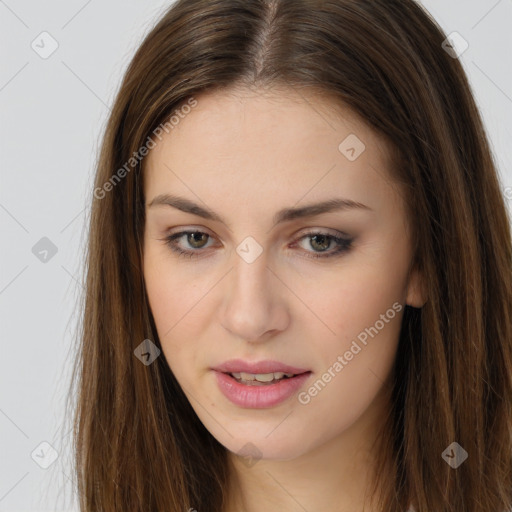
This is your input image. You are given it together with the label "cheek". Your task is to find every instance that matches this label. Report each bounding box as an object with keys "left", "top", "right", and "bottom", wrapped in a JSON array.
[
  {"left": 293, "top": 241, "right": 408, "bottom": 392},
  {"left": 143, "top": 245, "right": 218, "bottom": 380},
  {"left": 144, "top": 273, "right": 198, "bottom": 386},
  {"left": 293, "top": 267, "right": 404, "bottom": 438},
  {"left": 297, "top": 257, "right": 407, "bottom": 345},
  {"left": 144, "top": 239, "right": 201, "bottom": 327}
]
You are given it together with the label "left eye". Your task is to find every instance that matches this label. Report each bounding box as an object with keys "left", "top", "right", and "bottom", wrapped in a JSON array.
[
  {"left": 160, "top": 230, "right": 353, "bottom": 260},
  {"left": 292, "top": 232, "right": 352, "bottom": 258}
]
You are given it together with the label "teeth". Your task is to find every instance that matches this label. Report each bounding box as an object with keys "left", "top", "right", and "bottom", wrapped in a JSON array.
[{"left": 230, "top": 371, "right": 295, "bottom": 382}]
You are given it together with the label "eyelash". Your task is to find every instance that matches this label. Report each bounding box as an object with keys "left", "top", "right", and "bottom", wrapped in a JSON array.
[{"left": 160, "top": 229, "right": 353, "bottom": 260}]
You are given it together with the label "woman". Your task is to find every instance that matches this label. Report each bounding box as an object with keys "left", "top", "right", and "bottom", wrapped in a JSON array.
[{"left": 68, "top": 0, "right": 512, "bottom": 510}]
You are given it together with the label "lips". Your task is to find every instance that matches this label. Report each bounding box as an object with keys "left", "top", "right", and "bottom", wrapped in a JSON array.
[
  {"left": 211, "top": 359, "right": 312, "bottom": 408},
  {"left": 213, "top": 370, "right": 312, "bottom": 408}
]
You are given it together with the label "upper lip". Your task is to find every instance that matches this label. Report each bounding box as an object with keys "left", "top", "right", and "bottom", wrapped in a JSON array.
[{"left": 212, "top": 359, "right": 311, "bottom": 375}]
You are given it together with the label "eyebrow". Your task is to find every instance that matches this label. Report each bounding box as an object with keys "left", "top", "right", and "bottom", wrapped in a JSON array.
[{"left": 147, "top": 193, "right": 372, "bottom": 228}]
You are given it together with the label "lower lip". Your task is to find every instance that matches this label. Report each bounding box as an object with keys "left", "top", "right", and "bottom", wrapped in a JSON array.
[{"left": 213, "top": 370, "right": 312, "bottom": 408}]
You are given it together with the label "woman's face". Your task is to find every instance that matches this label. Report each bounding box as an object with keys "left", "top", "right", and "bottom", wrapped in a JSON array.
[{"left": 143, "top": 86, "right": 424, "bottom": 460}]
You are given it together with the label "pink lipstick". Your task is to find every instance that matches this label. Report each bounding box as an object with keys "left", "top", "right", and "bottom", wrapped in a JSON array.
[{"left": 211, "top": 359, "right": 312, "bottom": 409}]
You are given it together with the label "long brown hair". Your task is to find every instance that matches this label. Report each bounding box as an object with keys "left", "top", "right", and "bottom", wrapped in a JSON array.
[{"left": 66, "top": 0, "right": 512, "bottom": 510}]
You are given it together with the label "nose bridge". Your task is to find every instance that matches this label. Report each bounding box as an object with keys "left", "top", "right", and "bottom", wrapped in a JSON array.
[
  {"left": 219, "top": 238, "right": 288, "bottom": 341},
  {"left": 230, "top": 239, "right": 273, "bottom": 305}
]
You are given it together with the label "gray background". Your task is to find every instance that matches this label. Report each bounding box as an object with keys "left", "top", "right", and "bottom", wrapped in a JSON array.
[{"left": 1, "top": 1, "right": 511, "bottom": 511}]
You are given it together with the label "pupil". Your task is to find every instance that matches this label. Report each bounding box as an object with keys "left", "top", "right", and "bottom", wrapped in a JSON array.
[
  {"left": 189, "top": 233, "right": 207, "bottom": 248},
  {"left": 311, "top": 234, "right": 329, "bottom": 251}
]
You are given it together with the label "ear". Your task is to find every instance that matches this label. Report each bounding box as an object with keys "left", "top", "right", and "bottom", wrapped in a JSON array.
[{"left": 405, "top": 265, "right": 427, "bottom": 308}]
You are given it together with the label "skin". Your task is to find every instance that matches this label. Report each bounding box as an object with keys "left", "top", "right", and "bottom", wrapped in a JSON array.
[{"left": 142, "top": 85, "right": 426, "bottom": 512}]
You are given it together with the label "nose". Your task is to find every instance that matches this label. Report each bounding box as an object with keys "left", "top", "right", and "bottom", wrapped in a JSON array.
[{"left": 219, "top": 247, "right": 290, "bottom": 343}]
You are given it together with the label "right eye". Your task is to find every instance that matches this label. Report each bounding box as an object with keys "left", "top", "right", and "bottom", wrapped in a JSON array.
[{"left": 161, "top": 230, "right": 214, "bottom": 259}]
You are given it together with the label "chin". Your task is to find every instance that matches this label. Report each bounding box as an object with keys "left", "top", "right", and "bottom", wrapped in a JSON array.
[{"left": 219, "top": 430, "right": 313, "bottom": 463}]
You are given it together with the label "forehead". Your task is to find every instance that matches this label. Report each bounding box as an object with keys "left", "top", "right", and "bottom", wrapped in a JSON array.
[
  {"left": 151, "top": 86, "right": 384, "bottom": 156},
  {"left": 143, "top": 86, "right": 398, "bottom": 215}
]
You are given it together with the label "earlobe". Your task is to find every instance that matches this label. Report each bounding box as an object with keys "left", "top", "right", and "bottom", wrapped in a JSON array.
[{"left": 405, "top": 267, "right": 428, "bottom": 308}]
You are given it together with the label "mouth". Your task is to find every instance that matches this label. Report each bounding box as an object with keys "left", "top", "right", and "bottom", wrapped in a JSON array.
[
  {"left": 211, "top": 361, "right": 313, "bottom": 408},
  {"left": 226, "top": 371, "right": 309, "bottom": 386}
]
